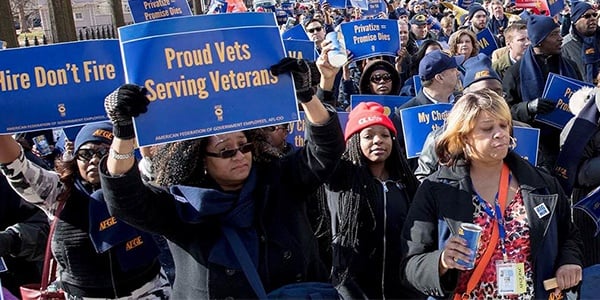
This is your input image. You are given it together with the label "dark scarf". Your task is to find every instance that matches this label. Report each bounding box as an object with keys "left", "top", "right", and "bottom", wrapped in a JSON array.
[
  {"left": 83, "top": 180, "right": 159, "bottom": 272},
  {"left": 170, "top": 168, "right": 258, "bottom": 269},
  {"left": 573, "top": 28, "right": 600, "bottom": 83},
  {"left": 555, "top": 96, "right": 600, "bottom": 195},
  {"left": 519, "top": 46, "right": 579, "bottom": 102},
  {"left": 489, "top": 15, "right": 508, "bottom": 35}
]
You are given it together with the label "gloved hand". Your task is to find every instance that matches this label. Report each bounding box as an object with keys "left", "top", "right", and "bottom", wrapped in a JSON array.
[
  {"left": 104, "top": 84, "right": 149, "bottom": 139},
  {"left": 270, "top": 58, "right": 320, "bottom": 103},
  {"left": 527, "top": 98, "right": 555, "bottom": 115}
]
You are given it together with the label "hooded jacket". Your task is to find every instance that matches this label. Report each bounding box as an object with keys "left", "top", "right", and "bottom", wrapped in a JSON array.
[{"left": 359, "top": 60, "right": 401, "bottom": 95}]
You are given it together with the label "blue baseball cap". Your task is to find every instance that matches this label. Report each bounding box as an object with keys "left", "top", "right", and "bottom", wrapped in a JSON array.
[
  {"left": 462, "top": 53, "right": 501, "bottom": 88},
  {"left": 419, "top": 50, "right": 462, "bottom": 81}
]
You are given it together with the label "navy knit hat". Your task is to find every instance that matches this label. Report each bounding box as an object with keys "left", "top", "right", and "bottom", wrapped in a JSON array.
[
  {"left": 527, "top": 14, "right": 558, "bottom": 46},
  {"left": 396, "top": 7, "right": 408, "bottom": 17},
  {"left": 74, "top": 122, "right": 114, "bottom": 152},
  {"left": 571, "top": 1, "right": 593, "bottom": 23},
  {"left": 419, "top": 50, "right": 461, "bottom": 81},
  {"left": 462, "top": 53, "right": 501, "bottom": 88},
  {"left": 468, "top": 4, "right": 487, "bottom": 20}
]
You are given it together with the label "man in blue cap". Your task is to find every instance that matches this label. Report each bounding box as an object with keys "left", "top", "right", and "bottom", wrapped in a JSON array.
[
  {"left": 503, "top": 14, "right": 581, "bottom": 171},
  {"left": 562, "top": 1, "right": 600, "bottom": 84}
]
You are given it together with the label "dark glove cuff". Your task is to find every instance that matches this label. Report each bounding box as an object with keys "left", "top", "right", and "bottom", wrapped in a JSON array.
[
  {"left": 316, "top": 86, "right": 334, "bottom": 104},
  {"left": 297, "top": 89, "right": 315, "bottom": 103},
  {"left": 113, "top": 121, "right": 135, "bottom": 139}
]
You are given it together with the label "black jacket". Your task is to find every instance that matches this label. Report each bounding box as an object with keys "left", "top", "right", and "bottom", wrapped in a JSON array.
[
  {"left": 401, "top": 151, "right": 583, "bottom": 299},
  {"left": 100, "top": 112, "right": 345, "bottom": 299}
]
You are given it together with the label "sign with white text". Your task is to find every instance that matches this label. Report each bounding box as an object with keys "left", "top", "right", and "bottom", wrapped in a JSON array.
[{"left": 400, "top": 103, "right": 453, "bottom": 158}]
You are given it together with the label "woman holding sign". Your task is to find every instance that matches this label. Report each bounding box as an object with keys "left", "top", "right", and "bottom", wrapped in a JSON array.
[
  {"left": 323, "top": 102, "right": 423, "bottom": 299},
  {"left": 401, "top": 90, "right": 583, "bottom": 299},
  {"left": 98, "top": 54, "right": 345, "bottom": 299}
]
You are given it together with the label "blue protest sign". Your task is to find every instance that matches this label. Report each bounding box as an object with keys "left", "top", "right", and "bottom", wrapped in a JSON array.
[
  {"left": 548, "top": 0, "right": 565, "bottom": 16},
  {"left": 328, "top": 0, "right": 353, "bottom": 8},
  {"left": 128, "top": 0, "right": 192, "bottom": 22},
  {"left": 363, "top": 0, "right": 388, "bottom": 17},
  {"left": 281, "top": 2, "right": 294, "bottom": 15},
  {"left": 282, "top": 24, "right": 310, "bottom": 40},
  {"left": 413, "top": 75, "right": 422, "bottom": 94},
  {"left": 286, "top": 112, "right": 349, "bottom": 149},
  {"left": 351, "top": 95, "right": 412, "bottom": 113},
  {"left": 0, "top": 40, "right": 124, "bottom": 134},
  {"left": 573, "top": 185, "right": 600, "bottom": 236},
  {"left": 512, "top": 126, "right": 539, "bottom": 166},
  {"left": 340, "top": 19, "right": 400, "bottom": 61},
  {"left": 119, "top": 13, "right": 298, "bottom": 147},
  {"left": 350, "top": 0, "right": 369, "bottom": 10},
  {"left": 400, "top": 103, "right": 453, "bottom": 158},
  {"left": 284, "top": 40, "right": 317, "bottom": 61},
  {"left": 537, "top": 73, "right": 593, "bottom": 129},
  {"left": 476, "top": 28, "right": 498, "bottom": 57}
]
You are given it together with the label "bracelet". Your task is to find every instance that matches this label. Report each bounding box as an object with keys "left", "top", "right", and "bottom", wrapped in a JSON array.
[
  {"left": 440, "top": 250, "right": 450, "bottom": 269},
  {"left": 110, "top": 148, "right": 135, "bottom": 160}
]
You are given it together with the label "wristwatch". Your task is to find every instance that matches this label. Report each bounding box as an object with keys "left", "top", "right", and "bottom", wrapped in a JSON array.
[{"left": 110, "top": 148, "right": 135, "bottom": 160}]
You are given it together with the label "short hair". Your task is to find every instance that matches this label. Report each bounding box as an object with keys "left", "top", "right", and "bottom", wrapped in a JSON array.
[
  {"left": 490, "top": 0, "right": 503, "bottom": 7},
  {"left": 448, "top": 29, "right": 480, "bottom": 58},
  {"left": 435, "top": 90, "right": 512, "bottom": 166},
  {"left": 503, "top": 23, "right": 527, "bottom": 43},
  {"left": 397, "top": 20, "right": 409, "bottom": 27},
  {"left": 440, "top": 16, "right": 454, "bottom": 28}
]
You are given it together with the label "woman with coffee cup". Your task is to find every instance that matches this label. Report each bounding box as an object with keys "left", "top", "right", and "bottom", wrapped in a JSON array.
[{"left": 400, "top": 90, "right": 583, "bottom": 299}]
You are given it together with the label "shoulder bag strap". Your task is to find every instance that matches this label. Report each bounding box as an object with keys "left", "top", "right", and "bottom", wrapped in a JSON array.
[
  {"left": 454, "top": 163, "right": 510, "bottom": 300},
  {"left": 222, "top": 227, "right": 268, "bottom": 299},
  {"left": 40, "top": 202, "right": 65, "bottom": 290}
]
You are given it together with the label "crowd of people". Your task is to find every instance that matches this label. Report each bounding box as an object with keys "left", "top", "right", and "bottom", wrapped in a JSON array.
[{"left": 2, "top": 0, "right": 600, "bottom": 298}]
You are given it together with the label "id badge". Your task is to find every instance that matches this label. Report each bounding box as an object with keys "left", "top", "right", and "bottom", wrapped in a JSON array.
[{"left": 496, "top": 260, "right": 525, "bottom": 295}]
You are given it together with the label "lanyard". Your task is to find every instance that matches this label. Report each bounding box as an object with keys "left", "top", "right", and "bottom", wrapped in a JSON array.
[{"left": 475, "top": 164, "right": 511, "bottom": 261}]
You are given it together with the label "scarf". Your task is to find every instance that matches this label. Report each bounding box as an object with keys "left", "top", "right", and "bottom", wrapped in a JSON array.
[
  {"left": 554, "top": 96, "right": 600, "bottom": 195},
  {"left": 82, "top": 180, "right": 159, "bottom": 272},
  {"left": 519, "top": 46, "right": 580, "bottom": 102},
  {"left": 170, "top": 168, "right": 258, "bottom": 269},
  {"left": 573, "top": 28, "right": 600, "bottom": 83}
]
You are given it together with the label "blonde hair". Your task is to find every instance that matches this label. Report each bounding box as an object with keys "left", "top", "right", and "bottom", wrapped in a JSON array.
[
  {"left": 448, "top": 29, "right": 480, "bottom": 58},
  {"left": 436, "top": 90, "right": 512, "bottom": 166}
]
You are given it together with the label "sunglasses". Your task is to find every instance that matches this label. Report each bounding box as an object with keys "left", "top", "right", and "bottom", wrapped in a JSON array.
[
  {"left": 205, "top": 142, "right": 254, "bottom": 159},
  {"left": 76, "top": 147, "right": 109, "bottom": 161},
  {"left": 307, "top": 26, "right": 323, "bottom": 33},
  {"left": 370, "top": 73, "right": 392, "bottom": 83},
  {"left": 582, "top": 12, "right": 598, "bottom": 19}
]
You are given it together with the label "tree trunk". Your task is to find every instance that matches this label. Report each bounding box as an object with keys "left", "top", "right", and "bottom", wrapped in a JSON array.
[
  {"left": 48, "top": 0, "right": 77, "bottom": 43},
  {"left": 0, "top": 0, "right": 19, "bottom": 48},
  {"left": 108, "top": 0, "right": 125, "bottom": 29},
  {"left": 18, "top": 2, "right": 30, "bottom": 33},
  {"left": 192, "top": 0, "right": 205, "bottom": 15}
]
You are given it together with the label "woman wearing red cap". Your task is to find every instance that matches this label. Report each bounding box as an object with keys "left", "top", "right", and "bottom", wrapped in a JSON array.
[{"left": 322, "top": 102, "right": 423, "bottom": 299}]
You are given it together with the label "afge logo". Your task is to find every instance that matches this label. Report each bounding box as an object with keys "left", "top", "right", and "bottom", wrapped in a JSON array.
[{"left": 358, "top": 116, "right": 383, "bottom": 124}]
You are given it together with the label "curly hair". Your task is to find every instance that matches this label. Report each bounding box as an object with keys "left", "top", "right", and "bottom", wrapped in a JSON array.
[
  {"left": 54, "top": 156, "right": 78, "bottom": 203},
  {"left": 448, "top": 29, "right": 480, "bottom": 59}
]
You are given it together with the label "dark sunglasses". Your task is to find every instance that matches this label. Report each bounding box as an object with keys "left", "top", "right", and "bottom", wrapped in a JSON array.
[
  {"left": 205, "top": 142, "right": 254, "bottom": 159},
  {"left": 307, "top": 26, "right": 323, "bottom": 33},
  {"left": 76, "top": 147, "right": 109, "bottom": 161},
  {"left": 582, "top": 12, "right": 598, "bottom": 19},
  {"left": 370, "top": 73, "right": 392, "bottom": 83}
]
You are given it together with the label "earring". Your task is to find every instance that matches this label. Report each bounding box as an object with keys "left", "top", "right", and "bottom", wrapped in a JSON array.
[{"left": 509, "top": 136, "right": 517, "bottom": 150}]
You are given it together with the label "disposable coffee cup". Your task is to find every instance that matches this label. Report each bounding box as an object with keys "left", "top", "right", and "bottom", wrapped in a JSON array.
[
  {"left": 325, "top": 31, "right": 348, "bottom": 67},
  {"left": 457, "top": 223, "right": 482, "bottom": 269},
  {"left": 33, "top": 135, "right": 53, "bottom": 156}
]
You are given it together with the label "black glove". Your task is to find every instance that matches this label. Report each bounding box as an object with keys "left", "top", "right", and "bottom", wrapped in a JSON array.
[
  {"left": 270, "top": 58, "right": 320, "bottom": 103},
  {"left": 527, "top": 98, "right": 555, "bottom": 115},
  {"left": 0, "top": 231, "right": 16, "bottom": 257},
  {"left": 104, "top": 84, "right": 149, "bottom": 139}
]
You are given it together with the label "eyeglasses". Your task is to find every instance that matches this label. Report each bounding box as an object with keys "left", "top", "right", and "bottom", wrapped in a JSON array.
[
  {"left": 307, "top": 26, "right": 323, "bottom": 33},
  {"left": 265, "top": 125, "right": 288, "bottom": 132},
  {"left": 76, "top": 147, "right": 109, "bottom": 161},
  {"left": 370, "top": 73, "right": 392, "bottom": 83},
  {"left": 205, "top": 142, "right": 254, "bottom": 159},
  {"left": 582, "top": 12, "right": 598, "bottom": 19}
]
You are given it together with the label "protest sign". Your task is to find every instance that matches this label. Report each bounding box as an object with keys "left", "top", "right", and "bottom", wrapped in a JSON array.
[
  {"left": 413, "top": 75, "right": 422, "bottom": 94},
  {"left": 363, "top": 0, "right": 387, "bottom": 17},
  {"left": 536, "top": 73, "right": 593, "bottom": 129},
  {"left": 0, "top": 40, "right": 124, "bottom": 134},
  {"left": 513, "top": 126, "right": 540, "bottom": 166},
  {"left": 340, "top": 19, "right": 400, "bottom": 61},
  {"left": 351, "top": 95, "right": 412, "bottom": 112},
  {"left": 128, "top": 0, "right": 191, "bottom": 22},
  {"left": 573, "top": 185, "right": 600, "bottom": 236},
  {"left": 399, "top": 103, "right": 452, "bottom": 158},
  {"left": 476, "top": 28, "right": 498, "bottom": 57},
  {"left": 284, "top": 40, "right": 317, "bottom": 60},
  {"left": 286, "top": 112, "right": 349, "bottom": 149},
  {"left": 282, "top": 24, "right": 310, "bottom": 40},
  {"left": 119, "top": 13, "right": 298, "bottom": 147}
]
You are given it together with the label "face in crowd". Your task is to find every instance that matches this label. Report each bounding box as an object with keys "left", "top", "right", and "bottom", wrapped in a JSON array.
[
  {"left": 538, "top": 28, "right": 563, "bottom": 55},
  {"left": 359, "top": 125, "right": 393, "bottom": 164},
  {"left": 471, "top": 10, "right": 488, "bottom": 31},
  {"left": 369, "top": 69, "right": 393, "bottom": 95},
  {"left": 411, "top": 22, "right": 428, "bottom": 39},
  {"left": 574, "top": 8, "right": 598, "bottom": 36},
  {"left": 507, "top": 29, "right": 530, "bottom": 60},
  {"left": 456, "top": 33, "right": 475, "bottom": 58},
  {"left": 203, "top": 132, "right": 253, "bottom": 191},
  {"left": 76, "top": 142, "right": 110, "bottom": 186},
  {"left": 305, "top": 20, "right": 325, "bottom": 45},
  {"left": 398, "top": 23, "right": 410, "bottom": 46}
]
